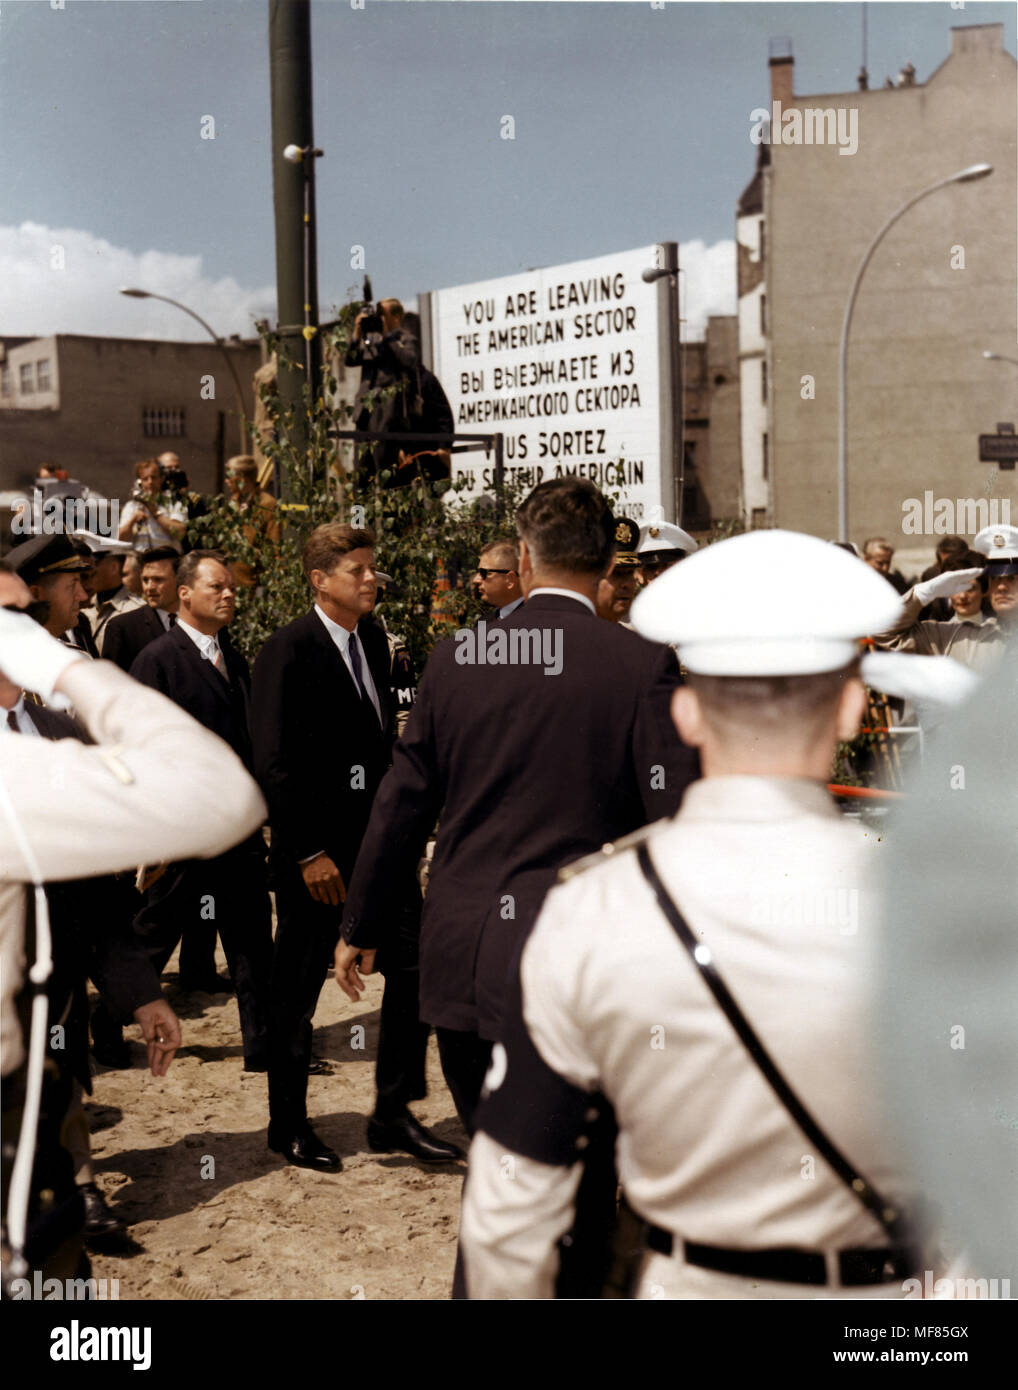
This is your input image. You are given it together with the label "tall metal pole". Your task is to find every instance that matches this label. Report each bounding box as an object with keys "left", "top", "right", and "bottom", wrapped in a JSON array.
[
  {"left": 837, "top": 163, "right": 993, "bottom": 543},
  {"left": 269, "top": 0, "right": 321, "bottom": 498}
]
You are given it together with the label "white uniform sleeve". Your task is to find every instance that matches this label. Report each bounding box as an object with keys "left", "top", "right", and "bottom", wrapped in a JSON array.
[
  {"left": 460, "top": 1133, "right": 584, "bottom": 1300},
  {"left": 0, "top": 660, "right": 267, "bottom": 883}
]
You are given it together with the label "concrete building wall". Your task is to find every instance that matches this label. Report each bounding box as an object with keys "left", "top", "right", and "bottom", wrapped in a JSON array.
[
  {"left": 0, "top": 335, "right": 261, "bottom": 502},
  {"left": 749, "top": 24, "right": 1018, "bottom": 565},
  {"left": 679, "top": 314, "right": 741, "bottom": 532}
]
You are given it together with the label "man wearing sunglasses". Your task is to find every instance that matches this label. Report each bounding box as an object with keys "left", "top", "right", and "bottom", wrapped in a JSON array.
[{"left": 473, "top": 540, "right": 524, "bottom": 619}]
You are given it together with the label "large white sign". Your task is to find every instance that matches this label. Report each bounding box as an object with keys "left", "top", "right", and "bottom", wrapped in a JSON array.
[{"left": 427, "top": 244, "right": 673, "bottom": 522}]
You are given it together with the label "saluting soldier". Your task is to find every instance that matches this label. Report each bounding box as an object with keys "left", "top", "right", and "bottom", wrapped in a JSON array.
[{"left": 460, "top": 529, "right": 926, "bottom": 1300}]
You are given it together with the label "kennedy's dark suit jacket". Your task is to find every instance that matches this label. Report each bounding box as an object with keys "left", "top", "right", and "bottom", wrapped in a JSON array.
[
  {"left": 129, "top": 623, "right": 255, "bottom": 773},
  {"left": 101, "top": 603, "right": 168, "bottom": 674},
  {"left": 341, "top": 593, "right": 701, "bottom": 1039},
  {"left": 249, "top": 608, "right": 395, "bottom": 884}
]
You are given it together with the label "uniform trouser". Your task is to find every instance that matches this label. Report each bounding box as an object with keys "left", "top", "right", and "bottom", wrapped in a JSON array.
[
  {"left": 59, "top": 1081, "right": 94, "bottom": 1188},
  {"left": 178, "top": 917, "right": 219, "bottom": 986},
  {"left": 269, "top": 864, "right": 432, "bottom": 1133},
  {"left": 133, "top": 844, "right": 272, "bottom": 1064}
]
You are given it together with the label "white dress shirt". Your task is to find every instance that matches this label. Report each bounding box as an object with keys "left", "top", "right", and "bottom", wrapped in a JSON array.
[
  {"left": 498, "top": 597, "right": 526, "bottom": 620},
  {"left": 313, "top": 605, "right": 383, "bottom": 726},
  {"left": 527, "top": 587, "right": 595, "bottom": 616},
  {"left": 176, "top": 615, "right": 226, "bottom": 668}
]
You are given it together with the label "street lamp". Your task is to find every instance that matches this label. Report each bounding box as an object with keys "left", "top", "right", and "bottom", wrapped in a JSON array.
[
  {"left": 837, "top": 162, "right": 993, "bottom": 542},
  {"left": 280, "top": 142, "right": 324, "bottom": 391},
  {"left": 643, "top": 247, "right": 684, "bottom": 525},
  {"left": 982, "top": 350, "right": 1018, "bottom": 368},
  {"left": 118, "top": 287, "right": 248, "bottom": 429}
]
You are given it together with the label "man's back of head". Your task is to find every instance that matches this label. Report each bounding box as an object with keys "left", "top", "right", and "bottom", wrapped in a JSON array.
[{"left": 515, "top": 478, "right": 614, "bottom": 587}]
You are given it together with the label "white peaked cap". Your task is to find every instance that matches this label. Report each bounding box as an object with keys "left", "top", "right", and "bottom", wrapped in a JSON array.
[
  {"left": 630, "top": 528, "right": 905, "bottom": 675},
  {"left": 973, "top": 522, "right": 1018, "bottom": 561},
  {"left": 637, "top": 521, "right": 699, "bottom": 556},
  {"left": 70, "top": 529, "right": 134, "bottom": 555}
]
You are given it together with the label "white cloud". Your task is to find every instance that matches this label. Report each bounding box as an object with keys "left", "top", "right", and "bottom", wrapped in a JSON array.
[
  {"left": 0, "top": 222, "right": 277, "bottom": 341},
  {"left": 678, "top": 238, "right": 736, "bottom": 341}
]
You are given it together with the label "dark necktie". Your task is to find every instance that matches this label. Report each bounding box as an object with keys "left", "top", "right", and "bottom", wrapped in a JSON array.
[
  {"left": 348, "top": 633, "right": 377, "bottom": 723},
  {"left": 168, "top": 612, "right": 177, "bottom": 627},
  {"left": 7, "top": 710, "right": 20, "bottom": 733}
]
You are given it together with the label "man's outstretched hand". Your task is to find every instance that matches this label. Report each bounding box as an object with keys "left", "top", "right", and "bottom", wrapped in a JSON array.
[
  {"left": 133, "top": 998, "right": 181, "bottom": 1076},
  {"left": 334, "top": 941, "right": 377, "bottom": 1003}
]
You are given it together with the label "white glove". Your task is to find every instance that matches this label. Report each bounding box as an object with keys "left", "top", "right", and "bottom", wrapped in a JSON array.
[
  {"left": 0, "top": 607, "right": 84, "bottom": 708},
  {"left": 913, "top": 568, "right": 983, "bottom": 606}
]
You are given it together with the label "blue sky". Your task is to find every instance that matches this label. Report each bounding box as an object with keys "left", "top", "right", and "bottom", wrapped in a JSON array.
[{"left": 1, "top": 0, "right": 1014, "bottom": 340}]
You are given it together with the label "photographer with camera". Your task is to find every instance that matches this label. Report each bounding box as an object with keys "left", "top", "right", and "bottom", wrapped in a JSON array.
[
  {"left": 345, "top": 295, "right": 452, "bottom": 486},
  {"left": 118, "top": 459, "right": 188, "bottom": 551}
]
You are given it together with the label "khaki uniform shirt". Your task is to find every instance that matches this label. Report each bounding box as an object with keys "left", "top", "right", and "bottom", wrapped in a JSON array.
[
  {"left": 872, "top": 585, "right": 1011, "bottom": 674},
  {"left": 82, "top": 587, "right": 145, "bottom": 653},
  {"left": 0, "top": 661, "right": 267, "bottom": 1076},
  {"left": 461, "top": 777, "right": 913, "bottom": 1300}
]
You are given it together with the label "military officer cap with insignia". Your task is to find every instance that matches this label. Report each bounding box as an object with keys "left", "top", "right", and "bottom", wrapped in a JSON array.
[
  {"left": 637, "top": 520, "right": 698, "bottom": 571},
  {"left": 631, "top": 527, "right": 904, "bottom": 674},
  {"left": 610, "top": 516, "right": 641, "bottom": 569},
  {"left": 7, "top": 532, "right": 95, "bottom": 585},
  {"left": 972, "top": 522, "right": 1018, "bottom": 578}
]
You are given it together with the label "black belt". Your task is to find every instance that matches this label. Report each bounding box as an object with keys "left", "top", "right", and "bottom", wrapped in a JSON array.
[{"left": 646, "top": 1226, "right": 917, "bottom": 1287}]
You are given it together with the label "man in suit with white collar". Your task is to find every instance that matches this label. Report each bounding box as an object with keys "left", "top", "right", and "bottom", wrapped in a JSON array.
[
  {"left": 128, "top": 550, "right": 272, "bottom": 1068},
  {"left": 474, "top": 539, "right": 524, "bottom": 620},
  {"left": 251, "top": 525, "right": 457, "bottom": 1173},
  {"left": 101, "top": 547, "right": 180, "bottom": 673}
]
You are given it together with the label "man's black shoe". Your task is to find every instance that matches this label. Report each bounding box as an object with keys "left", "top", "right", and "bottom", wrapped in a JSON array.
[
  {"left": 243, "top": 1056, "right": 269, "bottom": 1073},
  {"left": 81, "top": 1183, "right": 124, "bottom": 1238},
  {"left": 268, "top": 1125, "right": 342, "bottom": 1172},
  {"left": 307, "top": 1055, "right": 331, "bottom": 1076},
  {"left": 368, "top": 1112, "right": 465, "bottom": 1163}
]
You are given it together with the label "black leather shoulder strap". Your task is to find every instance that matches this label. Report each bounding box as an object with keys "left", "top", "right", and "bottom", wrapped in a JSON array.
[{"left": 635, "top": 842, "right": 908, "bottom": 1244}]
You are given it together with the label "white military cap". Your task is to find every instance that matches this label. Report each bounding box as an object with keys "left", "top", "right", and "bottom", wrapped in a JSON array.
[
  {"left": 972, "top": 522, "right": 1018, "bottom": 575},
  {"left": 630, "top": 528, "right": 904, "bottom": 675},
  {"left": 70, "top": 529, "right": 134, "bottom": 556},
  {"left": 637, "top": 521, "right": 698, "bottom": 557}
]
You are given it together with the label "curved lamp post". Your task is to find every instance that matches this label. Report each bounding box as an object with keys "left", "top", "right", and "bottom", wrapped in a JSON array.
[
  {"left": 837, "top": 163, "right": 993, "bottom": 542},
  {"left": 118, "top": 287, "right": 248, "bottom": 427}
]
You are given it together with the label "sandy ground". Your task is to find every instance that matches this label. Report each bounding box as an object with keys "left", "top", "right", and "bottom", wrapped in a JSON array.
[{"left": 84, "top": 948, "right": 467, "bottom": 1301}]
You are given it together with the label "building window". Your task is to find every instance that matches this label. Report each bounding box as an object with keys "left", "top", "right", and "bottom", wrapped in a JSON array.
[
  {"left": 751, "top": 507, "right": 767, "bottom": 529},
  {"left": 35, "top": 359, "right": 52, "bottom": 392},
  {"left": 759, "top": 219, "right": 766, "bottom": 265},
  {"left": 143, "top": 407, "right": 187, "bottom": 437},
  {"left": 19, "top": 363, "right": 34, "bottom": 395},
  {"left": 762, "top": 432, "right": 769, "bottom": 481},
  {"left": 0, "top": 363, "right": 10, "bottom": 397},
  {"left": 760, "top": 294, "right": 767, "bottom": 336},
  {"left": 761, "top": 360, "right": 768, "bottom": 403}
]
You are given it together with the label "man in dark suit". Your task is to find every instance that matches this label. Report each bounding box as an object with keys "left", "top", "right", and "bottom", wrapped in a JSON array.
[
  {"left": 101, "top": 547, "right": 180, "bottom": 672},
  {"left": 250, "top": 523, "right": 458, "bottom": 1173},
  {"left": 128, "top": 550, "right": 272, "bottom": 1069},
  {"left": 334, "top": 478, "right": 700, "bottom": 1295}
]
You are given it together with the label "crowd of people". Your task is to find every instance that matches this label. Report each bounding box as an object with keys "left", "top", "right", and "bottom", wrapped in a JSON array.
[{"left": 1, "top": 467, "right": 1016, "bottom": 1300}]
